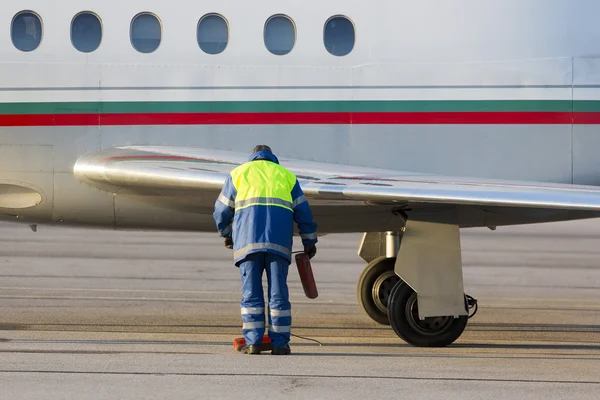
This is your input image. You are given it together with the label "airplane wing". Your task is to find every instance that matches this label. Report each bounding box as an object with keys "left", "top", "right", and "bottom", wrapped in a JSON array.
[{"left": 73, "top": 146, "right": 600, "bottom": 229}]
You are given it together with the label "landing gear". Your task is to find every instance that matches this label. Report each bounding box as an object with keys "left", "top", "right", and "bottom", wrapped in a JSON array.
[
  {"left": 357, "top": 257, "right": 400, "bottom": 325},
  {"left": 356, "top": 224, "right": 476, "bottom": 346},
  {"left": 387, "top": 280, "right": 469, "bottom": 347}
]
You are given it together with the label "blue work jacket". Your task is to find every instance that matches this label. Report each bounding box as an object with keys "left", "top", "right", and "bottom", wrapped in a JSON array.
[{"left": 213, "top": 151, "right": 318, "bottom": 264}]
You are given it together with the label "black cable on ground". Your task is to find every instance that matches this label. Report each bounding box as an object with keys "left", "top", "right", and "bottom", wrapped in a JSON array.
[{"left": 290, "top": 333, "right": 323, "bottom": 346}]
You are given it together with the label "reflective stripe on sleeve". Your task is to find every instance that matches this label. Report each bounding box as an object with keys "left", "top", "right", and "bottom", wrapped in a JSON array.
[
  {"left": 218, "top": 194, "right": 235, "bottom": 208},
  {"left": 292, "top": 195, "right": 307, "bottom": 208},
  {"left": 300, "top": 232, "right": 318, "bottom": 240},
  {"left": 234, "top": 243, "right": 292, "bottom": 259},
  {"left": 241, "top": 307, "right": 264, "bottom": 315},
  {"left": 242, "top": 322, "right": 265, "bottom": 329},
  {"left": 269, "top": 325, "right": 291, "bottom": 333},
  {"left": 235, "top": 197, "right": 293, "bottom": 211},
  {"left": 270, "top": 309, "right": 291, "bottom": 317}
]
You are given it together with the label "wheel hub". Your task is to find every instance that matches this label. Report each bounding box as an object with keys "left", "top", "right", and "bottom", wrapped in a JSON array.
[
  {"left": 405, "top": 293, "right": 453, "bottom": 336},
  {"left": 372, "top": 270, "right": 400, "bottom": 313}
]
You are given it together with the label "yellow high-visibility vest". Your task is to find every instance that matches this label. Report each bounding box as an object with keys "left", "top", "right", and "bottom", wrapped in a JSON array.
[{"left": 230, "top": 160, "right": 297, "bottom": 211}]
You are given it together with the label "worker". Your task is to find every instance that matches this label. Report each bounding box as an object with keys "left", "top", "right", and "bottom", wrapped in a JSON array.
[{"left": 213, "top": 145, "right": 318, "bottom": 355}]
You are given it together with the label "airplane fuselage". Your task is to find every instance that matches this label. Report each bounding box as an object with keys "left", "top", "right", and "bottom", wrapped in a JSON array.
[{"left": 2, "top": 0, "right": 600, "bottom": 232}]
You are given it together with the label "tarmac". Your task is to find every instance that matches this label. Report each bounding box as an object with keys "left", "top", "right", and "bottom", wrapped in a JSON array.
[{"left": 1, "top": 220, "right": 599, "bottom": 399}]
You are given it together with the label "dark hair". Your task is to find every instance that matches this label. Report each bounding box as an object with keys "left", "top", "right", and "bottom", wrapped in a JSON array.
[{"left": 252, "top": 145, "right": 272, "bottom": 154}]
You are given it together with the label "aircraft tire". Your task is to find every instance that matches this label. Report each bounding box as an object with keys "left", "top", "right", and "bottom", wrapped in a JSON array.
[
  {"left": 387, "top": 280, "right": 468, "bottom": 347},
  {"left": 356, "top": 257, "right": 400, "bottom": 325}
]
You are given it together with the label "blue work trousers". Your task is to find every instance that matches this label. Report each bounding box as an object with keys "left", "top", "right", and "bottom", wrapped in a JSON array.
[{"left": 239, "top": 252, "right": 291, "bottom": 347}]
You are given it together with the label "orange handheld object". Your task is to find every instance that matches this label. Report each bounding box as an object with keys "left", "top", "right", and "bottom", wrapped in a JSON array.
[
  {"left": 233, "top": 336, "right": 273, "bottom": 352},
  {"left": 295, "top": 253, "right": 318, "bottom": 299}
]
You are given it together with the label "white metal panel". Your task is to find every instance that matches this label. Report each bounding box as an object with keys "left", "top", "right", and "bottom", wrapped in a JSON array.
[
  {"left": 0, "top": 145, "right": 53, "bottom": 172},
  {"left": 98, "top": 64, "right": 354, "bottom": 89},
  {"left": 52, "top": 172, "right": 115, "bottom": 225},
  {"left": 573, "top": 57, "right": 600, "bottom": 86},
  {"left": 352, "top": 58, "right": 574, "bottom": 87},
  {"left": 0, "top": 86, "right": 573, "bottom": 103},
  {"left": 0, "top": 63, "right": 101, "bottom": 90},
  {"left": 394, "top": 220, "right": 466, "bottom": 318}
]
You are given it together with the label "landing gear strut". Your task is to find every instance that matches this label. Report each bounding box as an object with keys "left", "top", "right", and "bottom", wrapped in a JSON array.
[{"left": 357, "top": 257, "right": 400, "bottom": 325}]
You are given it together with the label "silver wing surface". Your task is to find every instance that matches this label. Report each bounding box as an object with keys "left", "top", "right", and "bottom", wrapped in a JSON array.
[{"left": 74, "top": 146, "right": 600, "bottom": 232}]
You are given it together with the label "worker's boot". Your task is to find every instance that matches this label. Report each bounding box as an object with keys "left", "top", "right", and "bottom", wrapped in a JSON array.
[
  {"left": 240, "top": 344, "right": 261, "bottom": 355},
  {"left": 271, "top": 344, "right": 291, "bottom": 355}
]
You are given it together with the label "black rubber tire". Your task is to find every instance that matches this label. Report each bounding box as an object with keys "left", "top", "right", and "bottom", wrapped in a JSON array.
[
  {"left": 357, "top": 257, "right": 398, "bottom": 325},
  {"left": 387, "top": 281, "right": 468, "bottom": 347}
]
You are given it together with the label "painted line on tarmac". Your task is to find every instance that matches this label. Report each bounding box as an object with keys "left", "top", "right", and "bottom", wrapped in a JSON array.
[
  {"left": 0, "top": 370, "right": 599, "bottom": 385},
  {"left": 492, "top": 297, "right": 600, "bottom": 303},
  {"left": 0, "top": 286, "right": 240, "bottom": 295},
  {"left": 0, "top": 294, "right": 353, "bottom": 306},
  {"left": 2, "top": 288, "right": 595, "bottom": 302},
  {"left": 0, "top": 286, "right": 355, "bottom": 298}
]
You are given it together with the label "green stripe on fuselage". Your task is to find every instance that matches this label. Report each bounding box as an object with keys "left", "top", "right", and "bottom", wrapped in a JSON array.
[
  {"left": 0, "top": 100, "right": 587, "bottom": 114},
  {"left": 573, "top": 100, "right": 600, "bottom": 112}
]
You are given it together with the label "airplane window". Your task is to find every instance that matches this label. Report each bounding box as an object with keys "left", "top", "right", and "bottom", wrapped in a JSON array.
[
  {"left": 264, "top": 15, "right": 296, "bottom": 56},
  {"left": 11, "top": 11, "right": 43, "bottom": 52},
  {"left": 197, "top": 14, "right": 228, "bottom": 55},
  {"left": 71, "top": 12, "right": 102, "bottom": 53},
  {"left": 324, "top": 16, "right": 355, "bottom": 56},
  {"left": 130, "top": 13, "right": 161, "bottom": 53}
]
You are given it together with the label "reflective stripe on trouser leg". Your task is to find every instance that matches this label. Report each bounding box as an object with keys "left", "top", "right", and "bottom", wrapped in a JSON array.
[
  {"left": 265, "top": 253, "right": 291, "bottom": 347},
  {"left": 239, "top": 253, "right": 266, "bottom": 345}
]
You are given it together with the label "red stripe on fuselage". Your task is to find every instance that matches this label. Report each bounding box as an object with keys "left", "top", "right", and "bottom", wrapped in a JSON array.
[{"left": 1, "top": 112, "right": 599, "bottom": 126}]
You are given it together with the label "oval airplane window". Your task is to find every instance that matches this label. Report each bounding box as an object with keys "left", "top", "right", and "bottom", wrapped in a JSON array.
[
  {"left": 324, "top": 16, "right": 355, "bottom": 56},
  {"left": 130, "top": 13, "right": 162, "bottom": 53},
  {"left": 197, "top": 14, "right": 228, "bottom": 55},
  {"left": 264, "top": 15, "right": 296, "bottom": 55},
  {"left": 71, "top": 12, "right": 102, "bottom": 53},
  {"left": 11, "top": 11, "right": 43, "bottom": 52}
]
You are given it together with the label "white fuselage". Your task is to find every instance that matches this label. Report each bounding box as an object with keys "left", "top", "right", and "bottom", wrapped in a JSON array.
[{"left": 1, "top": 0, "right": 600, "bottom": 231}]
